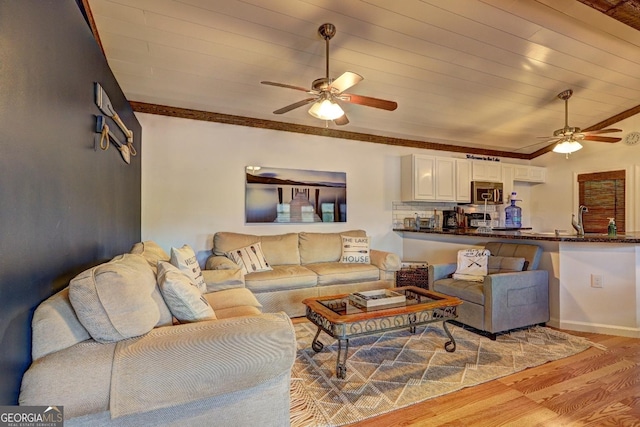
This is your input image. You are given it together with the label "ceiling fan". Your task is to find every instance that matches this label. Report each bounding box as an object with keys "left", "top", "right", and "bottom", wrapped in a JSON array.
[
  {"left": 541, "top": 89, "right": 622, "bottom": 155},
  {"left": 260, "top": 23, "right": 397, "bottom": 126}
]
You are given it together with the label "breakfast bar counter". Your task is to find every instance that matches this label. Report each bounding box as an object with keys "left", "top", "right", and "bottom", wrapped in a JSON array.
[
  {"left": 393, "top": 228, "right": 640, "bottom": 243},
  {"left": 395, "top": 228, "right": 640, "bottom": 339}
]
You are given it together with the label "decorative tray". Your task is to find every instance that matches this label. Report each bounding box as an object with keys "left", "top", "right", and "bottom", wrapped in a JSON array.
[{"left": 349, "top": 289, "right": 406, "bottom": 308}]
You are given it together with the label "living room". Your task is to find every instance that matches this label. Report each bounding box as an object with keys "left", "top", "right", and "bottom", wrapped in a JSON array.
[{"left": 2, "top": 1, "right": 640, "bottom": 424}]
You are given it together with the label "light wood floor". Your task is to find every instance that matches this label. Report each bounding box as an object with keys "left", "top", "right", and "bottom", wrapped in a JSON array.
[{"left": 342, "top": 329, "right": 640, "bottom": 427}]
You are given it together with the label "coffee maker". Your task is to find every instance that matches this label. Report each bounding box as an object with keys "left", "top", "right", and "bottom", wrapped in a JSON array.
[{"left": 442, "top": 210, "right": 458, "bottom": 229}]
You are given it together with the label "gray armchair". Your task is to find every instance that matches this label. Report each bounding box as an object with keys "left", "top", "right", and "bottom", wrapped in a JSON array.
[{"left": 428, "top": 242, "right": 549, "bottom": 339}]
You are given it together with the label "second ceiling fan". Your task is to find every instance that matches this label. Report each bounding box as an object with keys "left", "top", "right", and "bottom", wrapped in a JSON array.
[
  {"left": 261, "top": 23, "right": 397, "bottom": 126},
  {"left": 542, "top": 89, "right": 622, "bottom": 154}
]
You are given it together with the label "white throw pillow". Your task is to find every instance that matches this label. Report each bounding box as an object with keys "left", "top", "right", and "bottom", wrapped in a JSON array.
[
  {"left": 225, "top": 242, "right": 273, "bottom": 275},
  {"left": 340, "top": 235, "right": 370, "bottom": 264},
  {"left": 452, "top": 249, "right": 490, "bottom": 282},
  {"left": 170, "top": 244, "right": 206, "bottom": 293},
  {"left": 157, "top": 261, "right": 216, "bottom": 323}
]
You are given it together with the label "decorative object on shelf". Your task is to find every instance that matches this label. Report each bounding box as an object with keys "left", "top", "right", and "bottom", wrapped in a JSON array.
[
  {"left": 624, "top": 131, "right": 640, "bottom": 146},
  {"left": 245, "top": 166, "right": 346, "bottom": 223},
  {"left": 260, "top": 23, "right": 397, "bottom": 126}
]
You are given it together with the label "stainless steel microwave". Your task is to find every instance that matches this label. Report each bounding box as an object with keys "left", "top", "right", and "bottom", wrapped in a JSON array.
[{"left": 471, "top": 181, "right": 504, "bottom": 205}]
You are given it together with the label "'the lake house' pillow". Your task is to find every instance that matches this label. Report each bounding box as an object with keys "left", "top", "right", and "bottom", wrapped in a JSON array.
[{"left": 340, "top": 235, "right": 370, "bottom": 264}]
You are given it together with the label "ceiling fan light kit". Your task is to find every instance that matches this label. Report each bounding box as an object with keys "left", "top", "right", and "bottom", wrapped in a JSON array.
[
  {"left": 308, "top": 98, "right": 344, "bottom": 120},
  {"left": 261, "top": 23, "right": 397, "bottom": 126},
  {"left": 552, "top": 139, "right": 583, "bottom": 154},
  {"left": 543, "top": 89, "right": 622, "bottom": 157}
]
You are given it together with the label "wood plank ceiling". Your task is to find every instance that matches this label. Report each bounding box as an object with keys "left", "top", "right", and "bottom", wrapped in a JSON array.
[{"left": 85, "top": 0, "right": 640, "bottom": 159}]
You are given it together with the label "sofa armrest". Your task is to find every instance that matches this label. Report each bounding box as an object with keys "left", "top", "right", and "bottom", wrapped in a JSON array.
[
  {"left": 428, "top": 263, "right": 457, "bottom": 286},
  {"left": 484, "top": 270, "right": 550, "bottom": 331},
  {"left": 370, "top": 249, "right": 401, "bottom": 272},
  {"left": 109, "top": 313, "right": 296, "bottom": 418}
]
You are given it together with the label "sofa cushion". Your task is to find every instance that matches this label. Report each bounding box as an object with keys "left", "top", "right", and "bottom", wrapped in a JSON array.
[
  {"left": 157, "top": 261, "right": 216, "bottom": 323},
  {"left": 213, "top": 232, "right": 300, "bottom": 265},
  {"left": 214, "top": 305, "right": 263, "bottom": 319},
  {"left": 171, "top": 244, "right": 207, "bottom": 292},
  {"left": 299, "top": 230, "right": 366, "bottom": 264},
  {"left": 130, "top": 241, "right": 170, "bottom": 271},
  {"left": 433, "top": 278, "right": 485, "bottom": 305},
  {"left": 340, "top": 235, "right": 370, "bottom": 264},
  {"left": 484, "top": 242, "right": 541, "bottom": 270},
  {"left": 225, "top": 242, "right": 273, "bottom": 275},
  {"left": 488, "top": 256, "right": 526, "bottom": 274},
  {"left": 244, "top": 265, "right": 318, "bottom": 293},
  {"left": 203, "top": 287, "right": 262, "bottom": 311},
  {"left": 69, "top": 254, "right": 173, "bottom": 343},
  {"left": 305, "top": 262, "right": 380, "bottom": 286}
]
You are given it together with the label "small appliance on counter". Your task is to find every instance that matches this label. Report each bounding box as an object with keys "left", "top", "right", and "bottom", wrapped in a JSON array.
[
  {"left": 466, "top": 212, "right": 491, "bottom": 228},
  {"left": 442, "top": 210, "right": 459, "bottom": 229}
]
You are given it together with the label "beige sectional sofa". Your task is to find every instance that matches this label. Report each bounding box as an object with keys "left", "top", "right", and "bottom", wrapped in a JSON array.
[
  {"left": 19, "top": 241, "right": 296, "bottom": 426},
  {"left": 206, "top": 230, "right": 402, "bottom": 317}
]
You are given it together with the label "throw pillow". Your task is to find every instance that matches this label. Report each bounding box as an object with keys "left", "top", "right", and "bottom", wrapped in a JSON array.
[
  {"left": 170, "top": 244, "right": 206, "bottom": 293},
  {"left": 225, "top": 242, "right": 273, "bottom": 275},
  {"left": 157, "top": 261, "right": 216, "bottom": 323},
  {"left": 487, "top": 256, "right": 526, "bottom": 274},
  {"left": 340, "top": 235, "right": 370, "bottom": 264},
  {"left": 69, "top": 253, "right": 173, "bottom": 343},
  {"left": 452, "top": 249, "right": 490, "bottom": 282}
]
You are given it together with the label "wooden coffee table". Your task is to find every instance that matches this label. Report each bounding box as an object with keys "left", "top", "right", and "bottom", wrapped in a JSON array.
[{"left": 302, "top": 286, "right": 462, "bottom": 379}]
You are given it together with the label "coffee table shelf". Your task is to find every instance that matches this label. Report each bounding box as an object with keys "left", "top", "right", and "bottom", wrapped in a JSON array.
[{"left": 303, "top": 286, "right": 462, "bottom": 379}]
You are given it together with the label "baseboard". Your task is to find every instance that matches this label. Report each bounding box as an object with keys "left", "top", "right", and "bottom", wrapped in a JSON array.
[{"left": 558, "top": 320, "right": 640, "bottom": 338}]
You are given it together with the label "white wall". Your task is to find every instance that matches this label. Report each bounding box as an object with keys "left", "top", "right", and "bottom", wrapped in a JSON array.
[{"left": 138, "top": 113, "right": 446, "bottom": 263}]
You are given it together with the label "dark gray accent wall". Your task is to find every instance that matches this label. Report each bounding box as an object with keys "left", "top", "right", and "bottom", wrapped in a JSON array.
[{"left": 0, "top": 1, "right": 142, "bottom": 404}]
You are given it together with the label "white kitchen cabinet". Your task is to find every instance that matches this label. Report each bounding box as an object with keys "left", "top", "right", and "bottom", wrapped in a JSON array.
[
  {"left": 401, "top": 154, "right": 436, "bottom": 201},
  {"left": 435, "top": 157, "right": 456, "bottom": 201},
  {"left": 513, "top": 165, "right": 546, "bottom": 183},
  {"left": 401, "top": 155, "right": 470, "bottom": 202},
  {"left": 501, "top": 164, "right": 514, "bottom": 202},
  {"left": 455, "top": 159, "right": 471, "bottom": 203},
  {"left": 471, "top": 161, "right": 502, "bottom": 182}
]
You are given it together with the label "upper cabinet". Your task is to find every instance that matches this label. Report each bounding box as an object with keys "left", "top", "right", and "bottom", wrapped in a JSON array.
[
  {"left": 401, "top": 155, "right": 471, "bottom": 202},
  {"left": 402, "top": 155, "right": 545, "bottom": 202},
  {"left": 471, "top": 161, "right": 502, "bottom": 182},
  {"left": 513, "top": 165, "right": 546, "bottom": 183},
  {"left": 401, "top": 154, "right": 436, "bottom": 201}
]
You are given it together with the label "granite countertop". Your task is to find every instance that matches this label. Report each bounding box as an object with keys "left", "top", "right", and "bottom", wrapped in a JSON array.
[{"left": 393, "top": 228, "right": 640, "bottom": 243}]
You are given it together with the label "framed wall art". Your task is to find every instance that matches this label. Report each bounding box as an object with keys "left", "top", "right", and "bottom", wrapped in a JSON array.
[{"left": 245, "top": 166, "right": 347, "bottom": 223}]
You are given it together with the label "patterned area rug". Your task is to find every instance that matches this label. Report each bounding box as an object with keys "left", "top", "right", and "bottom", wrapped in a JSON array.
[{"left": 290, "top": 322, "right": 596, "bottom": 427}]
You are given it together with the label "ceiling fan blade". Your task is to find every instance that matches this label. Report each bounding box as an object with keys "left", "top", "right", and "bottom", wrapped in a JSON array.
[
  {"left": 585, "top": 128, "right": 622, "bottom": 135},
  {"left": 583, "top": 135, "right": 622, "bottom": 143},
  {"left": 341, "top": 93, "right": 398, "bottom": 111},
  {"left": 273, "top": 98, "right": 317, "bottom": 114},
  {"left": 334, "top": 114, "right": 349, "bottom": 126},
  {"left": 329, "top": 72, "right": 363, "bottom": 94},
  {"left": 261, "top": 81, "right": 310, "bottom": 93}
]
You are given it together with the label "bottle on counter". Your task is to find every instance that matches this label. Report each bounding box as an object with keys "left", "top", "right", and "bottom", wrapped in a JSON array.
[
  {"left": 505, "top": 192, "right": 522, "bottom": 229},
  {"left": 608, "top": 218, "right": 617, "bottom": 237}
]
